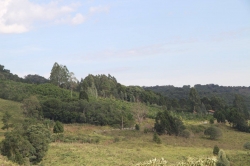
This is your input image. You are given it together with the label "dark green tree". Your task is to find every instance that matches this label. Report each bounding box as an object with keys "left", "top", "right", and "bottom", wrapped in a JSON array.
[
  {"left": 135, "top": 124, "right": 140, "bottom": 131},
  {"left": 153, "top": 132, "right": 161, "bottom": 144},
  {"left": 154, "top": 110, "right": 185, "bottom": 136},
  {"left": 53, "top": 121, "right": 64, "bottom": 133},
  {"left": 189, "top": 88, "right": 201, "bottom": 113},
  {"left": 26, "top": 124, "right": 51, "bottom": 163},
  {"left": 79, "top": 90, "right": 89, "bottom": 101},
  {"left": 214, "top": 111, "right": 226, "bottom": 123},
  {"left": 213, "top": 145, "right": 220, "bottom": 155},
  {"left": 1, "top": 122, "right": 51, "bottom": 165}
]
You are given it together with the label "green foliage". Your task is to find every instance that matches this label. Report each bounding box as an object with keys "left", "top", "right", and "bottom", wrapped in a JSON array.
[
  {"left": 153, "top": 132, "right": 161, "bottom": 144},
  {"left": 79, "top": 74, "right": 169, "bottom": 106},
  {"left": 204, "top": 126, "right": 223, "bottom": 140},
  {"left": 243, "top": 142, "right": 250, "bottom": 150},
  {"left": 42, "top": 98, "right": 134, "bottom": 126},
  {"left": 210, "top": 117, "right": 215, "bottom": 124},
  {"left": 0, "top": 121, "right": 51, "bottom": 165},
  {"left": 213, "top": 145, "right": 220, "bottom": 155},
  {"left": 22, "top": 96, "right": 42, "bottom": 119},
  {"left": 187, "top": 125, "right": 206, "bottom": 133},
  {"left": 53, "top": 121, "right": 64, "bottom": 133},
  {"left": 49, "top": 62, "right": 69, "bottom": 87},
  {"left": 79, "top": 90, "right": 89, "bottom": 101},
  {"left": 135, "top": 124, "right": 140, "bottom": 131},
  {"left": 24, "top": 74, "right": 49, "bottom": 84},
  {"left": 216, "top": 150, "right": 230, "bottom": 166},
  {"left": 154, "top": 110, "right": 185, "bottom": 136},
  {"left": 26, "top": 124, "right": 51, "bottom": 163},
  {"left": 189, "top": 87, "right": 201, "bottom": 112},
  {"left": 0, "top": 80, "right": 78, "bottom": 102},
  {"left": 180, "top": 129, "right": 191, "bottom": 138},
  {"left": 1, "top": 111, "right": 13, "bottom": 130},
  {"left": 214, "top": 111, "right": 226, "bottom": 123}
]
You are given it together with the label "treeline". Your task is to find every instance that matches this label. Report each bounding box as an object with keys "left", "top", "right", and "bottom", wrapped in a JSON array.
[
  {"left": 144, "top": 84, "right": 250, "bottom": 111},
  {"left": 0, "top": 64, "right": 49, "bottom": 84},
  {"left": 79, "top": 74, "right": 167, "bottom": 105},
  {"left": 41, "top": 98, "right": 134, "bottom": 127},
  {"left": 0, "top": 80, "right": 78, "bottom": 102}
]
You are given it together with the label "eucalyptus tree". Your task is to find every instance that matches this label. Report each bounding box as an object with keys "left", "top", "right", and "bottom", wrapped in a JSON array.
[{"left": 49, "top": 62, "right": 69, "bottom": 88}]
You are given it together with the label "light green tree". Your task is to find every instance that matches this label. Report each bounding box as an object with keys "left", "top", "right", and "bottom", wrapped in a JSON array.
[
  {"left": 68, "top": 72, "right": 78, "bottom": 98},
  {"left": 49, "top": 62, "right": 69, "bottom": 87}
]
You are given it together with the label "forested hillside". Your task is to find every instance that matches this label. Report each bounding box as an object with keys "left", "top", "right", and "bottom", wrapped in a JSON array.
[{"left": 144, "top": 85, "right": 250, "bottom": 110}]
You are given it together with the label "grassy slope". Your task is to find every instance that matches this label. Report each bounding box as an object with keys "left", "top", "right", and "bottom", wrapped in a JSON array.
[{"left": 41, "top": 122, "right": 250, "bottom": 166}]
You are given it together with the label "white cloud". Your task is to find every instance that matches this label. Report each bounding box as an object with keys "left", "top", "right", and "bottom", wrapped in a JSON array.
[
  {"left": 0, "top": 0, "right": 109, "bottom": 34},
  {"left": 89, "top": 6, "right": 110, "bottom": 14},
  {"left": 71, "top": 13, "right": 86, "bottom": 25}
]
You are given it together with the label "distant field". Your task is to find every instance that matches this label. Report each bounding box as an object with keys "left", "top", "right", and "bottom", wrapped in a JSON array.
[{"left": 41, "top": 123, "right": 250, "bottom": 166}]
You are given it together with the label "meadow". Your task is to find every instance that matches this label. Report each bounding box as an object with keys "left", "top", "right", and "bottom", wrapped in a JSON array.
[{"left": 41, "top": 122, "right": 249, "bottom": 165}]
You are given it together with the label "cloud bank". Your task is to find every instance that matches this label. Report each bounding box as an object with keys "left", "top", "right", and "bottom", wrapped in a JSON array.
[{"left": 0, "top": 0, "right": 109, "bottom": 34}]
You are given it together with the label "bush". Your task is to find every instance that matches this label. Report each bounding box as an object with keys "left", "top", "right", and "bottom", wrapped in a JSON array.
[
  {"left": 243, "top": 142, "right": 250, "bottom": 150},
  {"left": 188, "top": 125, "right": 206, "bottom": 133},
  {"left": 135, "top": 124, "right": 140, "bottom": 131},
  {"left": 210, "top": 118, "right": 215, "bottom": 124},
  {"left": 213, "top": 145, "right": 220, "bottom": 155},
  {"left": 153, "top": 132, "right": 161, "bottom": 144},
  {"left": 204, "top": 126, "right": 222, "bottom": 140},
  {"left": 53, "top": 121, "right": 64, "bottom": 133},
  {"left": 144, "top": 128, "right": 149, "bottom": 134},
  {"left": 180, "top": 129, "right": 191, "bottom": 138}
]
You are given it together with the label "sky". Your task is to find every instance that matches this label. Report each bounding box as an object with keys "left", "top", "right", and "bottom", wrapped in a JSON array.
[{"left": 0, "top": 0, "right": 250, "bottom": 87}]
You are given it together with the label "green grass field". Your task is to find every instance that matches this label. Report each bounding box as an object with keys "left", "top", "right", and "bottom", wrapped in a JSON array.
[
  {"left": 41, "top": 122, "right": 250, "bottom": 166},
  {"left": 0, "top": 98, "right": 249, "bottom": 165}
]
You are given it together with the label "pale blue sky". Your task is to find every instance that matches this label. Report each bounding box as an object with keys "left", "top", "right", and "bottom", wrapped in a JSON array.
[{"left": 1, "top": 0, "right": 250, "bottom": 86}]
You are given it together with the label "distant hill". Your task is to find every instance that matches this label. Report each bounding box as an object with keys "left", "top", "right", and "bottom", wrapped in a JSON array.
[{"left": 144, "top": 84, "right": 250, "bottom": 110}]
